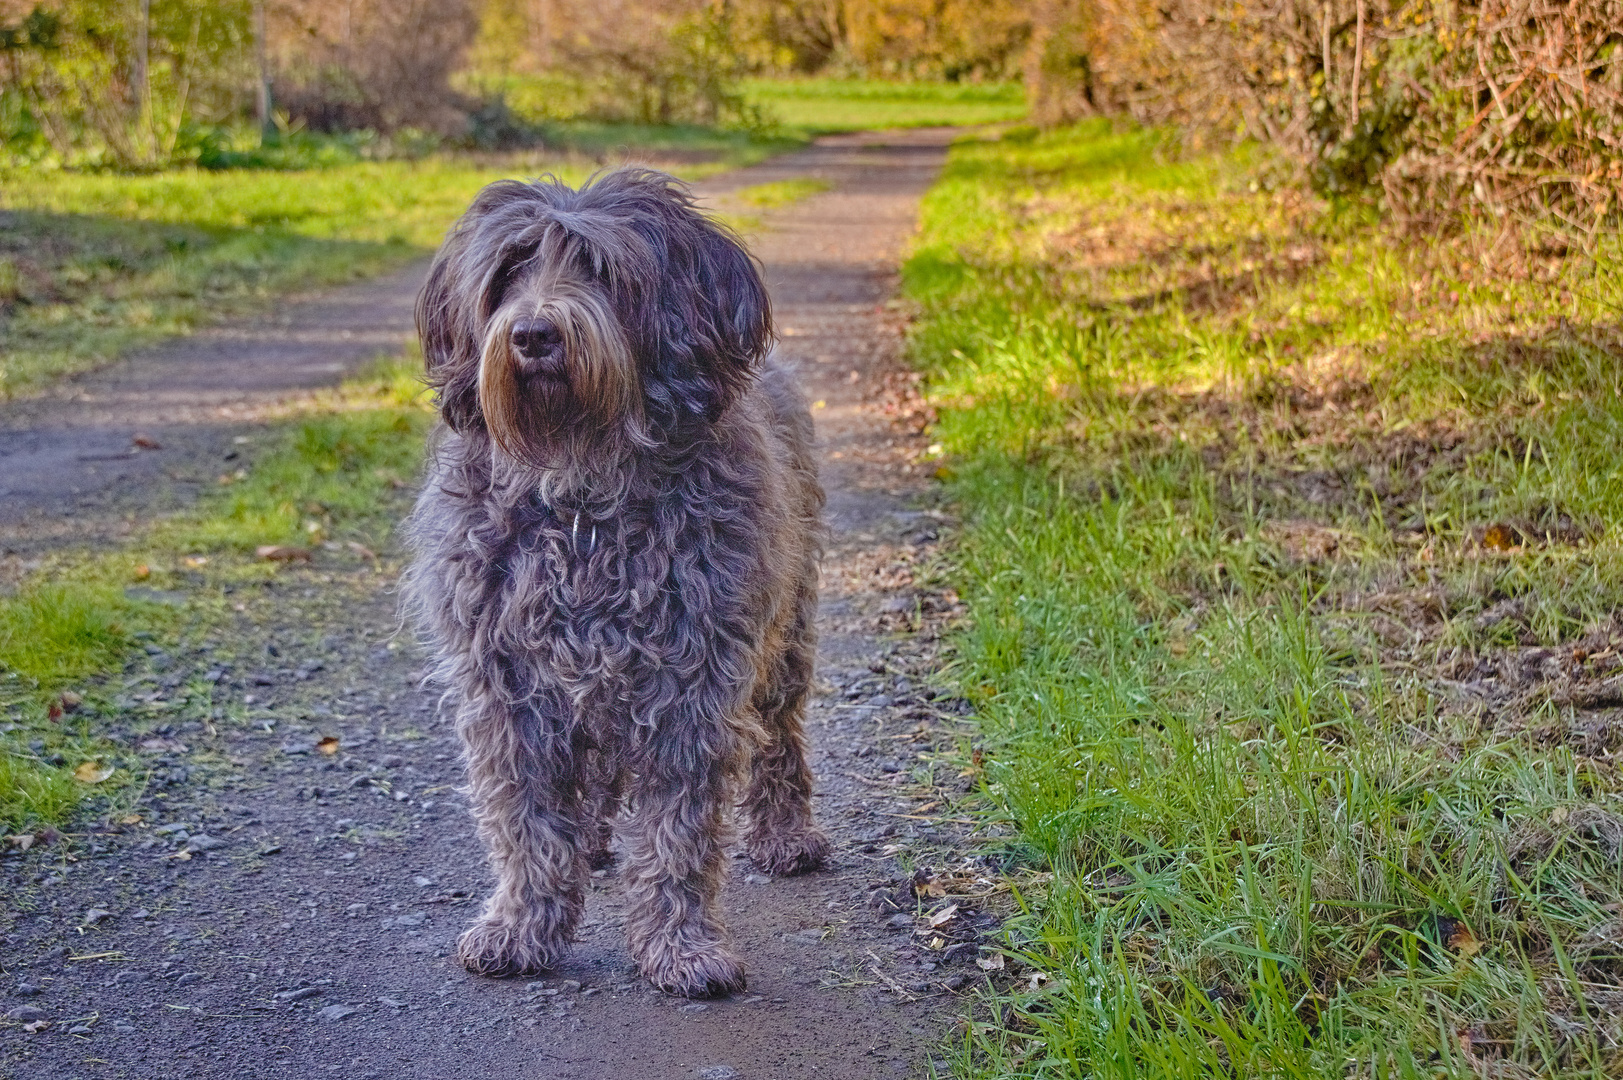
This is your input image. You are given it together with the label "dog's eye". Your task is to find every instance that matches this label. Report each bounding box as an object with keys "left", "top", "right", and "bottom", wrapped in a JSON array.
[{"left": 488, "top": 252, "right": 532, "bottom": 309}]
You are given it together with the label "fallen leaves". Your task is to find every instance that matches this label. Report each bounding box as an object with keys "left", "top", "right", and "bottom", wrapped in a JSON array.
[
  {"left": 1447, "top": 921, "right": 1483, "bottom": 958},
  {"left": 1481, "top": 522, "right": 1524, "bottom": 552},
  {"left": 912, "top": 867, "right": 947, "bottom": 898},
  {"left": 316, "top": 736, "right": 340, "bottom": 756},
  {"left": 73, "top": 761, "right": 115, "bottom": 784},
  {"left": 130, "top": 434, "right": 161, "bottom": 450},
  {"left": 927, "top": 904, "right": 960, "bottom": 928},
  {"left": 256, "top": 545, "right": 313, "bottom": 563},
  {"left": 1262, "top": 519, "right": 1343, "bottom": 564}
]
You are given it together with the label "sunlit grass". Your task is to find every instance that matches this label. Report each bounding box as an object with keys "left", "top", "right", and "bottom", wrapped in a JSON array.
[
  {"left": 745, "top": 77, "right": 1025, "bottom": 132},
  {"left": 911, "top": 122, "right": 1623, "bottom": 1079},
  {"left": 736, "top": 176, "right": 832, "bottom": 208},
  {"left": 0, "top": 159, "right": 588, "bottom": 398}
]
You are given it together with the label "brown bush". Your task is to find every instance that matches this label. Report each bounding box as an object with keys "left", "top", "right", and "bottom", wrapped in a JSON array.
[
  {"left": 1049, "top": 0, "right": 1623, "bottom": 243},
  {"left": 265, "top": 0, "right": 477, "bottom": 135}
]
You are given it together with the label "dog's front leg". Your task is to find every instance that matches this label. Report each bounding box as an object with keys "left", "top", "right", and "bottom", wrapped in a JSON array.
[
  {"left": 621, "top": 730, "right": 745, "bottom": 998},
  {"left": 456, "top": 694, "right": 588, "bottom": 977}
]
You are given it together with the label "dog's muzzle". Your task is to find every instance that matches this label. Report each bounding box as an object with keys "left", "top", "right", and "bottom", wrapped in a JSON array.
[{"left": 511, "top": 317, "right": 566, "bottom": 381}]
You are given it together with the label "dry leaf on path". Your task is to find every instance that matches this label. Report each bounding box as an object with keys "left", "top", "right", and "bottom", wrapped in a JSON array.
[
  {"left": 59, "top": 691, "right": 83, "bottom": 712},
  {"left": 976, "top": 953, "right": 1004, "bottom": 971},
  {"left": 256, "top": 545, "right": 313, "bottom": 563},
  {"left": 317, "top": 736, "right": 340, "bottom": 756},
  {"left": 927, "top": 904, "right": 959, "bottom": 928},
  {"left": 74, "top": 762, "right": 115, "bottom": 784},
  {"left": 131, "top": 434, "right": 161, "bottom": 450},
  {"left": 346, "top": 542, "right": 378, "bottom": 561}
]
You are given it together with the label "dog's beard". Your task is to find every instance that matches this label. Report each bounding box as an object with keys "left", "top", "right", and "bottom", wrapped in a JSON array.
[{"left": 478, "top": 287, "right": 649, "bottom": 474}]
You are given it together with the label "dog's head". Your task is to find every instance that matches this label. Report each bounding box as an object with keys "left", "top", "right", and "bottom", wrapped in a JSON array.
[{"left": 417, "top": 168, "right": 773, "bottom": 467}]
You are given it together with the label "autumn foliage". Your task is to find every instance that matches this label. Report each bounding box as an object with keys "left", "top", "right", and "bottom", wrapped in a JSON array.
[{"left": 1051, "top": 0, "right": 1623, "bottom": 238}]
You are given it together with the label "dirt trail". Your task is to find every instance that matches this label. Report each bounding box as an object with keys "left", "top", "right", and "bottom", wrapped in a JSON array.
[
  {"left": 2, "top": 129, "right": 976, "bottom": 1080},
  {"left": 0, "top": 262, "right": 428, "bottom": 548}
]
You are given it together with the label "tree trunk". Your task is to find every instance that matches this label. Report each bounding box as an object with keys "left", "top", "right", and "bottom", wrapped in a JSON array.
[
  {"left": 254, "top": 1, "right": 270, "bottom": 132},
  {"left": 134, "top": 0, "right": 150, "bottom": 108}
]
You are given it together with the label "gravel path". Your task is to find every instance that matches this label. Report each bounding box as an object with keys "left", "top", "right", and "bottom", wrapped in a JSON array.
[{"left": 2, "top": 129, "right": 991, "bottom": 1080}]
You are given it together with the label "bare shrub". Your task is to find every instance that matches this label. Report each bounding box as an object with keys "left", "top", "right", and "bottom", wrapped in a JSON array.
[
  {"left": 265, "top": 0, "right": 477, "bottom": 135},
  {"left": 1050, "top": 0, "right": 1623, "bottom": 243}
]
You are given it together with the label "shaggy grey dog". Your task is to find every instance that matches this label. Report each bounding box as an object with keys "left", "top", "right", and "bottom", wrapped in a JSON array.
[{"left": 402, "top": 168, "right": 830, "bottom": 998}]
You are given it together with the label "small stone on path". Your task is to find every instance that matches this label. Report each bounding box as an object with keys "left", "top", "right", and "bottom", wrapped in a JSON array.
[
  {"left": 6, "top": 1005, "right": 46, "bottom": 1021},
  {"left": 696, "top": 1068, "right": 738, "bottom": 1080},
  {"left": 316, "top": 1004, "right": 359, "bottom": 1021}
]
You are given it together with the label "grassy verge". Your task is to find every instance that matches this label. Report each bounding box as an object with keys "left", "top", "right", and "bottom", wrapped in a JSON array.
[
  {"left": 0, "top": 355, "right": 431, "bottom": 833},
  {"left": 908, "top": 122, "right": 1623, "bottom": 1077},
  {"left": 0, "top": 126, "right": 791, "bottom": 400},
  {"left": 745, "top": 78, "right": 1025, "bottom": 133}
]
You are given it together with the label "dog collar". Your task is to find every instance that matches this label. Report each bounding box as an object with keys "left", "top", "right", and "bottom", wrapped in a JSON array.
[{"left": 571, "top": 511, "right": 598, "bottom": 556}]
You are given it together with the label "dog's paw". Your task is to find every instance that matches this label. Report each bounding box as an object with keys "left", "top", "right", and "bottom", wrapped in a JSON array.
[
  {"left": 641, "top": 946, "right": 747, "bottom": 999},
  {"left": 456, "top": 917, "right": 565, "bottom": 978},
  {"left": 746, "top": 826, "right": 831, "bottom": 877}
]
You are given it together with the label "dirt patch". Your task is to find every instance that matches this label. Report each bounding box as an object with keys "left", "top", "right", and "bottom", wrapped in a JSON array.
[{"left": 0, "top": 130, "right": 1003, "bottom": 1079}]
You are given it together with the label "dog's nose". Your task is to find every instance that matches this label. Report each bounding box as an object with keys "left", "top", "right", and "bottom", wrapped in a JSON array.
[{"left": 511, "top": 317, "right": 564, "bottom": 376}]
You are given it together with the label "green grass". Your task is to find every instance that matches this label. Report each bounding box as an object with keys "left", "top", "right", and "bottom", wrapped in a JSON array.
[
  {"left": 745, "top": 78, "right": 1026, "bottom": 133},
  {"left": 909, "top": 122, "right": 1623, "bottom": 1078},
  {"left": 0, "top": 124, "right": 794, "bottom": 400},
  {"left": 0, "top": 566, "right": 170, "bottom": 832},
  {"left": 0, "top": 353, "right": 432, "bottom": 832},
  {"left": 736, "top": 176, "right": 832, "bottom": 208},
  {"left": 0, "top": 158, "right": 574, "bottom": 398}
]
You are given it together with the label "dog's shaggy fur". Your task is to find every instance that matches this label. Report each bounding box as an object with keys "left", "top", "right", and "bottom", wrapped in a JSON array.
[{"left": 401, "top": 168, "right": 830, "bottom": 998}]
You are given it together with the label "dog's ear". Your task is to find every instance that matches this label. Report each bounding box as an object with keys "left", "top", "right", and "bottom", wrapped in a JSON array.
[
  {"left": 693, "top": 218, "right": 773, "bottom": 405},
  {"left": 416, "top": 239, "right": 484, "bottom": 433},
  {"left": 649, "top": 214, "right": 773, "bottom": 424}
]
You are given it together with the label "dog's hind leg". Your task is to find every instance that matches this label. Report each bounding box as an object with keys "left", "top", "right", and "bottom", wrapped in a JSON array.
[
  {"left": 455, "top": 694, "right": 588, "bottom": 977},
  {"left": 742, "top": 582, "right": 831, "bottom": 876},
  {"left": 621, "top": 736, "right": 746, "bottom": 998}
]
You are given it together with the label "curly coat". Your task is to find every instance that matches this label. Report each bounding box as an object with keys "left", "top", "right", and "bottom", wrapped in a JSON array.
[{"left": 401, "top": 168, "right": 829, "bottom": 998}]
